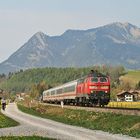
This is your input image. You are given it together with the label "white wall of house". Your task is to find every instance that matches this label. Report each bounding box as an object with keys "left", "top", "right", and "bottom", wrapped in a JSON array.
[{"left": 125, "top": 94, "right": 133, "bottom": 102}]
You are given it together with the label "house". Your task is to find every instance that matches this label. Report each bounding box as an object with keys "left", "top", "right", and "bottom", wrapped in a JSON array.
[
  {"left": 16, "top": 93, "right": 25, "bottom": 101},
  {"left": 117, "top": 90, "right": 140, "bottom": 102}
]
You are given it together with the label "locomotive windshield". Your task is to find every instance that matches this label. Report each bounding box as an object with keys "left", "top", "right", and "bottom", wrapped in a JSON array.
[
  {"left": 91, "top": 77, "right": 108, "bottom": 83},
  {"left": 91, "top": 77, "right": 98, "bottom": 83},
  {"left": 100, "top": 77, "right": 108, "bottom": 82}
]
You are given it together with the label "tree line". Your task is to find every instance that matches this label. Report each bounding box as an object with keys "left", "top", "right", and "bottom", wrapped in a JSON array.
[{"left": 0, "top": 66, "right": 128, "bottom": 99}]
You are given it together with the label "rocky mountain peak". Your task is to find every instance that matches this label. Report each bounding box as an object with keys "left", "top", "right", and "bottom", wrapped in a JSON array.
[
  {"left": 34, "top": 31, "right": 46, "bottom": 38},
  {"left": 28, "top": 31, "right": 48, "bottom": 47},
  {"left": 106, "top": 22, "right": 136, "bottom": 29}
]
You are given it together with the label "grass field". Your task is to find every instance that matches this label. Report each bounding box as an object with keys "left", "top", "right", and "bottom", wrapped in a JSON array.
[
  {"left": 0, "top": 111, "right": 19, "bottom": 128},
  {"left": 18, "top": 103, "right": 140, "bottom": 138},
  {"left": 120, "top": 70, "right": 140, "bottom": 87},
  {"left": 0, "top": 105, "right": 19, "bottom": 128}
]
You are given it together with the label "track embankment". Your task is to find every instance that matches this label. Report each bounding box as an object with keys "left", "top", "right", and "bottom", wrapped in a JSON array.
[{"left": 45, "top": 103, "right": 140, "bottom": 116}]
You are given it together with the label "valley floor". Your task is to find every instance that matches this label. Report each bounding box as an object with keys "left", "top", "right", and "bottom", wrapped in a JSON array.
[{"left": 0, "top": 103, "right": 138, "bottom": 140}]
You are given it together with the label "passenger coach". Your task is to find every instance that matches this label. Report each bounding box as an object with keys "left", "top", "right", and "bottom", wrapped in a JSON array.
[{"left": 43, "top": 80, "right": 77, "bottom": 103}]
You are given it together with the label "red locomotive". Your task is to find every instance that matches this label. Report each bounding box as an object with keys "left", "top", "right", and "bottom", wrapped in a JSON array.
[{"left": 42, "top": 71, "right": 110, "bottom": 106}]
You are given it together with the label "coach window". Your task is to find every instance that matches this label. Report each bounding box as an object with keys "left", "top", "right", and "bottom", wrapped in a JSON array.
[
  {"left": 51, "top": 90, "right": 55, "bottom": 95},
  {"left": 63, "top": 87, "right": 66, "bottom": 93},
  {"left": 57, "top": 88, "right": 62, "bottom": 94},
  {"left": 69, "top": 85, "right": 75, "bottom": 92},
  {"left": 71, "top": 85, "right": 75, "bottom": 91},
  {"left": 46, "top": 92, "right": 50, "bottom": 96}
]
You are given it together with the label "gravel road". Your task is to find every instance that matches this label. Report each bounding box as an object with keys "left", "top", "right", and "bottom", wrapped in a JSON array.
[{"left": 0, "top": 103, "right": 139, "bottom": 140}]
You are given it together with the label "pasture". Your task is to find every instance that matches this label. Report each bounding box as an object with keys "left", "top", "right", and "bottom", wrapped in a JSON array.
[{"left": 120, "top": 70, "right": 140, "bottom": 87}]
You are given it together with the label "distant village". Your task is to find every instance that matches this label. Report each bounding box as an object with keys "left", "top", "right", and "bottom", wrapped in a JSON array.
[{"left": 1, "top": 88, "right": 140, "bottom": 102}]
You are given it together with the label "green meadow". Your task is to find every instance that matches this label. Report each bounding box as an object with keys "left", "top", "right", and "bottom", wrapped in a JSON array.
[
  {"left": 120, "top": 70, "right": 140, "bottom": 87},
  {"left": 0, "top": 111, "right": 19, "bottom": 128},
  {"left": 18, "top": 103, "right": 140, "bottom": 138}
]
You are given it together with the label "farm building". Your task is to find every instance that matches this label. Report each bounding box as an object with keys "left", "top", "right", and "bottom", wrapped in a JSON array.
[{"left": 117, "top": 90, "right": 140, "bottom": 102}]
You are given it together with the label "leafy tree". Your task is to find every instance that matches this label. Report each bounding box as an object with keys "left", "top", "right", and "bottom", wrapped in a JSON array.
[
  {"left": 135, "top": 81, "right": 140, "bottom": 90},
  {"left": 30, "top": 84, "right": 39, "bottom": 99}
]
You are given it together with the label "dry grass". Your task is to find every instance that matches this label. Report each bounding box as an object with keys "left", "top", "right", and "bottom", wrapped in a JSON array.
[
  {"left": 129, "top": 123, "right": 140, "bottom": 131},
  {"left": 120, "top": 70, "right": 140, "bottom": 87}
]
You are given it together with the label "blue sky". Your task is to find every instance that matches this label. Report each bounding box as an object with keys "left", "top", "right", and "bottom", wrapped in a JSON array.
[{"left": 0, "top": 0, "right": 140, "bottom": 62}]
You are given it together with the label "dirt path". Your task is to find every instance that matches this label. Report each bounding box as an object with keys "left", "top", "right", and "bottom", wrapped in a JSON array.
[{"left": 0, "top": 103, "right": 138, "bottom": 140}]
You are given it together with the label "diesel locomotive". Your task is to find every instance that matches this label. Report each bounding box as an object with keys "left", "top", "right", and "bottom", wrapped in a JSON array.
[{"left": 42, "top": 71, "right": 110, "bottom": 106}]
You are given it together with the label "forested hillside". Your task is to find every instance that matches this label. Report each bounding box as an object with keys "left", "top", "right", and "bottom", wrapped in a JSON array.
[{"left": 0, "top": 66, "right": 125, "bottom": 98}]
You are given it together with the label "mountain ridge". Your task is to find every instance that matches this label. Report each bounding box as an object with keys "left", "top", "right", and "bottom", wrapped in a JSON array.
[{"left": 0, "top": 22, "right": 140, "bottom": 74}]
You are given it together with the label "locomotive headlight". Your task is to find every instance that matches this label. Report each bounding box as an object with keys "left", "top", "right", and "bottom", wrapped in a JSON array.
[
  {"left": 100, "top": 86, "right": 109, "bottom": 89},
  {"left": 89, "top": 86, "right": 98, "bottom": 89}
]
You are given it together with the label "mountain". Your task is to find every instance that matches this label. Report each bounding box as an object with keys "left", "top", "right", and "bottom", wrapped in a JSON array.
[{"left": 0, "top": 22, "right": 140, "bottom": 74}]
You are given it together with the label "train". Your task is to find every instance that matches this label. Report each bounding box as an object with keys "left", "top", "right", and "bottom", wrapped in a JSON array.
[{"left": 42, "top": 71, "right": 110, "bottom": 106}]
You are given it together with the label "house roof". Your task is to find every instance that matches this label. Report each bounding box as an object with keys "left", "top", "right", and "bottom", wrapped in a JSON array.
[
  {"left": 117, "top": 91, "right": 131, "bottom": 96},
  {"left": 117, "top": 90, "right": 140, "bottom": 96}
]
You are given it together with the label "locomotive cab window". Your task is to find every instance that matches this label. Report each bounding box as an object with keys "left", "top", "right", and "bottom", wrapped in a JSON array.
[
  {"left": 91, "top": 77, "right": 98, "bottom": 83},
  {"left": 100, "top": 77, "right": 107, "bottom": 82}
]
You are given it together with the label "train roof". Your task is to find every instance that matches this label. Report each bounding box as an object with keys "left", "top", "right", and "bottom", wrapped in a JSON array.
[
  {"left": 43, "top": 80, "right": 77, "bottom": 93},
  {"left": 43, "top": 72, "right": 108, "bottom": 93},
  {"left": 88, "top": 73, "right": 107, "bottom": 77},
  {"left": 77, "top": 72, "right": 108, "bottom": 81}
]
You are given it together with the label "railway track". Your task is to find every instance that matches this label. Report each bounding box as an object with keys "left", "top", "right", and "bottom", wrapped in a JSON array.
[{"left": 44, "top": 103, "right": 140, "bottom": 116}]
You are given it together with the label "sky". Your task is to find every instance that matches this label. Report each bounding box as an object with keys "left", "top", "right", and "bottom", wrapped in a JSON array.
[{"left": 0, "top": 0, "right": 140, "bottom": 63}]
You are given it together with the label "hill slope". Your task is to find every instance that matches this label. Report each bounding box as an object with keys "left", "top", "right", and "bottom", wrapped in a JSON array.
[
  {"left": 120, "top": 70, "right": 140, "bottom": 87},
  {"left": 0, "top": 22, "right": 140, "bottom": 74}
]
